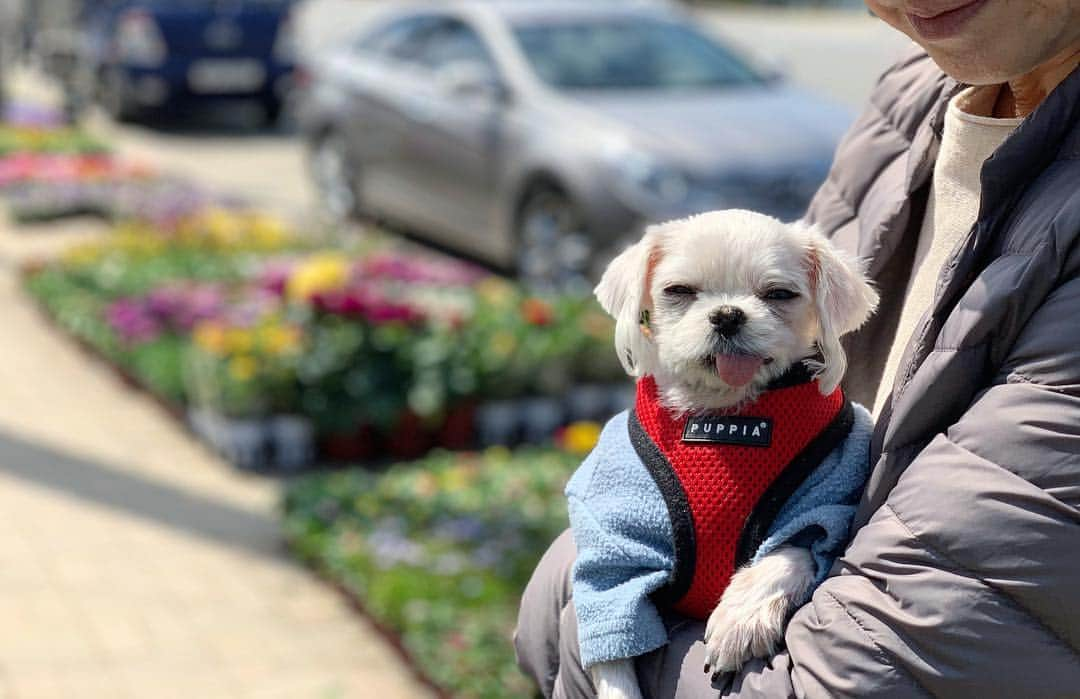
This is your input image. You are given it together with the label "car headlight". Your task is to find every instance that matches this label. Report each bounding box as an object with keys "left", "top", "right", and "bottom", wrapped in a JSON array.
[
  {"left": 114, "top": 9, "right": 167, "bottom": 68},
  {"left": 607, "top": 147, "right": 690, "bottom": 213}
]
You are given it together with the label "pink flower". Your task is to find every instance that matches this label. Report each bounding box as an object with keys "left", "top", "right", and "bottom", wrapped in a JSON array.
[
  {"left": 106, "top": 298, "right": 162, "bottom": 344},
  {"left": 258, "top": 259, "right": 297, "bottom": 296}
]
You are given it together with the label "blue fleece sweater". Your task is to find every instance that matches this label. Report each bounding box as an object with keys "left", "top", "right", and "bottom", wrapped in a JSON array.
[{"left": 565, "top": 403, "right": 873, "bottom": 669}]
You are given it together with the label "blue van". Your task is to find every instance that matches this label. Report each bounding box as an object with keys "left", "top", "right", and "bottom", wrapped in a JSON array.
[{"left": 84, "top": 0, "right": 296, "bottom": 123}]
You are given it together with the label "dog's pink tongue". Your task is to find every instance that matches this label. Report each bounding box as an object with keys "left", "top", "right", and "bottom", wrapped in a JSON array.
[{"left": 714, "top": 354, "right": 764, "bottom": 387}]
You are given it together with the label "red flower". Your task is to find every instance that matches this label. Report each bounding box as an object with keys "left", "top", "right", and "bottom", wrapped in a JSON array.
[{"left": 521, "top": 298, "right": 554, "bottom": 326}]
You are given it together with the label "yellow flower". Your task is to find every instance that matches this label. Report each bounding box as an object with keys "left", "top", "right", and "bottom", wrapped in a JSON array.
[
  {"left": 193, "top": 322, "right": 228, "bottom": 355},
  {"left": 442, "top": 464, "right": 476, "bottom": 491},
  {"left": 484, "top": 445, "right": 512, "bottom": 462},
  {"left": 286, "top": 252, "right": 351, "bottom": 302},
  {"left": 561, "top": 421, "right": 602, "bottom": 455},
  {"left": 475, "top": 277, "right": 516, "bottom": 307},
  {"left": 228, "top": 355, "right": 259, "bottom": 382},
  {"left": 260, "top": 324, "right": 302, "bottom": 355},
  {"left": 200, "top": 208, "right": 243, "bottom": 247},
  {"left": 249, "top": 214, "right": 289, "bottom": 249},
  {"left": 490, "top": 330, "right": 517, "bottom": 358},
  {"left": 224, "top": 328, "right": 255, "bottom": 354},
  {"left": 112, "top": 226, "right": 165, "bottom": 257},
  {"left": 62, "top": 242, "right": 104, "bottom": 266}
]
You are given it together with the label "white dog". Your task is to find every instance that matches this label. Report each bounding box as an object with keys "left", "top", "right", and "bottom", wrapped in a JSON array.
[{"left": 571, "top": 210, "right": 878, "bottom": 699}]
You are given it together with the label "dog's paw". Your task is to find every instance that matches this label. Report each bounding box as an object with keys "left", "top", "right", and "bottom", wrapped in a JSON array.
[
  {"left": 703, "top": 547, "right": 815, "bottom": 677},
  {"left": 703, "top": 587, "right": 789, "bottom": 676}
]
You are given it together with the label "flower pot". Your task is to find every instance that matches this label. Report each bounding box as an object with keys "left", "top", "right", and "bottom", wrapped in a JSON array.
[
  {"left": 320, "top": 424, "right": 377, "bottom": 463},
  {"left": 520, "top": 397, "right": 565, "bottom": 444},
  {"left": 269, "top": 414, "right": 315, "bottom": 472},
  {"left": 567, "top": 384, "right": 616, "bottom": 422},
  {"left": 219, "top": 417, "right": 269, "bottom": 471},
  {"left": 609, "top": 385, "right": 637, "bottom": 414},
  {"left": 187, "top": 406, "right": 219, "bottom": 446},
  {"left": 475, "top": 400, "right": 520, "bottom": 447},
  {"left": 384, "top": 411, "right": 433, "bottom": 461},
  {"left": 437, "top": 401, "right": 476, "bottom": 451}
]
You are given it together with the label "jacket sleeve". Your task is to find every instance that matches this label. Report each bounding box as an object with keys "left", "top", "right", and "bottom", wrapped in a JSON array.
[
  {"left": 717, "top": 270, "right": 1080, "bottom": 699},
  {"left": 565, "top": 413, "right": 676, "bottom": 669},
  {"left": 752, "top": 404, "right": 874, "bottom": 587}
]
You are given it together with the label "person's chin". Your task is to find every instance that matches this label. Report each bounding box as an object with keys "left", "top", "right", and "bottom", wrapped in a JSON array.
[
  {"left": 918, "top": 38, "right": 1027, "bottom": 87},
  {"left": 919, "top": 46, "right": 1007, "bottom": 84},
  {"left": 894, "top": 3, "right": 1025, "bottom": 84}
]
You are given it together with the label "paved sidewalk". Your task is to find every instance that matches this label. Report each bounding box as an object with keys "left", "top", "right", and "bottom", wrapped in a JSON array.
[{"left": 0, "top": 219, "right": 431, "bottom": 697}]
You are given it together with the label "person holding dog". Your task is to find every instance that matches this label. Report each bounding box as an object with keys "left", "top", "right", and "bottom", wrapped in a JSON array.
[{"left": 516, "top": 0, "right": 1080, "bottom": 696}]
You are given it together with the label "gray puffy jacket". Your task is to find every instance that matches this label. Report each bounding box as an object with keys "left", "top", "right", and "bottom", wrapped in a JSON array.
[{"left": 515, "top": 49, "right": 1080, "bottom": 698}]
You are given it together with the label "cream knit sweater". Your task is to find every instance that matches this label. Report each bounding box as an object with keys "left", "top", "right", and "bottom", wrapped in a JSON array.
[{"left": 872, "top": 86, "right": 1022, "bottom": 417}]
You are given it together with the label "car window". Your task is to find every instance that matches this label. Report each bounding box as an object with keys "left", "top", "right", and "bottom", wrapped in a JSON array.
[
  {"left": 512, "top": 17, "right": 764, "bottom": 91},
  {"left": 355, "top": 14, "right": 441, "bottom": 63},
  {"left": 415, "top": 19, "right": 496, "bottom": 73}
]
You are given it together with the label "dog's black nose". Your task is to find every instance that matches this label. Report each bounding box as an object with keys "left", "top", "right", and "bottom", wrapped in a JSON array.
[{"left": 710, "top": 305, "right": 746, "bottom": 337}]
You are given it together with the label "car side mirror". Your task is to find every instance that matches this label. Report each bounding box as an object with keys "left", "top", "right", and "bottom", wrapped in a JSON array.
[
  {"left": 436, "top": 62, "right": 508, "bottom": 103},
  {"left": 755, "top": 53, "right": 788, "bottom": 85},
  {"left": 761, "top": 66, "right": 786, "bottom": 85}
]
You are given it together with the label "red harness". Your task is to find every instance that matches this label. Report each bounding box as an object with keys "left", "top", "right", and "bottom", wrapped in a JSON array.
[{"left": 630, "top": 372, "right": 851, "bottom": 620}]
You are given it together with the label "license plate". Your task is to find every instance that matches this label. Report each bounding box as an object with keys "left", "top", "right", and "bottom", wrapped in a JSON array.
[{"left": 188, "top": 59, "right": 266, "bottom": 94}]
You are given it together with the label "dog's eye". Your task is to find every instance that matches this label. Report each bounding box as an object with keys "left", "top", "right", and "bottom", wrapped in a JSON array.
[
  {"left": 663, "top": 285, "right": 698, "bottom": 297},
  {"left": 762, "top": 288, "right": 799, "bottom": 301}
]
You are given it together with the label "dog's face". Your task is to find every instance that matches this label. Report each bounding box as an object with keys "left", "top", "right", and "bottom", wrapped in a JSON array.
[{"left": 596, "top": 210, "right": 878, "bottom": 413}]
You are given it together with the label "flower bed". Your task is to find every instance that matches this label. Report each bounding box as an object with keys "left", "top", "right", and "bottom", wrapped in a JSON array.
[
  {"left": 24, "top": 209, "right": 623, "bottom": 467},
  {"left": 2, "top": 170, "right": 231, "bottom": 224},
  {"left": 24, "top": 209, "right": 297, "bottom": 402},
  {"left": 283, "top": 445, "right": 584, "bottom": 698},
  {"left": 0, "top": 123, "right": 108, "bottom": 157},
  {"left": 0, "top": 118, "right": 228, "bottom": 223},
  {"left": 8, "top": 102, "right": 616, "bottom": 698}
]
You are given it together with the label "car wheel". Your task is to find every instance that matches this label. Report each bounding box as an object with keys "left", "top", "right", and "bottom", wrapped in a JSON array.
[
  {"left": 516, "top": 186, "right": 592, "bottom": 290},
  {"left": 309, "top": 131, "right": 359, "bottom": 221}
]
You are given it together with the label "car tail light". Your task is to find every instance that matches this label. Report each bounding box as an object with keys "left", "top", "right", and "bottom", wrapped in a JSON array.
[
  {"left": 274, "top": 10, "right": 297, "bottom": 63},
  {"left": 114, "top": 9, "right": 167, "bottom": 67}
]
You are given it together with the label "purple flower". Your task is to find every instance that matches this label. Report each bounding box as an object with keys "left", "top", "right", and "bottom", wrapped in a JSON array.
[
  {"left": 145, "top": 285, "right": 184, "bottom": 319},
  {"left": 106, "top": 298, "right": 162, "bottom": 344},
  {"left": 113, "top": 178, "right": 228, "bottom": 226},
  {"left": 144, "top": 283, "right": 226, "bottom": 331},
  {"left": 106, "top": 283, "right": 230, "bottom": 345},
  {"left": 433, "top": 516, "right": 488, "bottom": 543},
  {"left": 1, "top": 103, "right": 64, "bottom": 127},
  {"left": 367, "top": 517, "right": 426, "bottom": 569},
  {"left": 183, "top": 285, "right": 227, "bottom": 329}
]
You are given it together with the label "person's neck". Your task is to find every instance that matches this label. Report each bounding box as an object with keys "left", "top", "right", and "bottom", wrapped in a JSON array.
[{"left": 993, "top": 44, "right": 1080, "bottom": 118}]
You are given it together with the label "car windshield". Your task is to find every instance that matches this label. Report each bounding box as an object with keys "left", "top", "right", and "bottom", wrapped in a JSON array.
[{"left": 511, "top": 17, "right": 763, "bottom": 91}]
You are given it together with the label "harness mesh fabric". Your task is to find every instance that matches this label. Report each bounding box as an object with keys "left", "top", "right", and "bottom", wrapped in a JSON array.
[{"left": 632, "top": 374, "right": 845, "bottom": 619}]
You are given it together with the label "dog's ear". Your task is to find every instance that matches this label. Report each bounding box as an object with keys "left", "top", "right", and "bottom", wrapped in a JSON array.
[
  {"left": 595, "top": 228, "right": 664, "bottom": 377},
  {"left": 800, "top": 223, "right": 878, "bottom": 394}
]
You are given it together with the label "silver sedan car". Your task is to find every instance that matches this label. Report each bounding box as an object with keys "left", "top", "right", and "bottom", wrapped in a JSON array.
[{"left": 297, "top": 0, "right": 852, "bottom": 285}]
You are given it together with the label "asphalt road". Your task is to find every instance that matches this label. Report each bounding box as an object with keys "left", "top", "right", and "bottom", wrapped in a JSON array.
[{"left": 38, "top": 3, "right": 914, "bottom": 221}]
